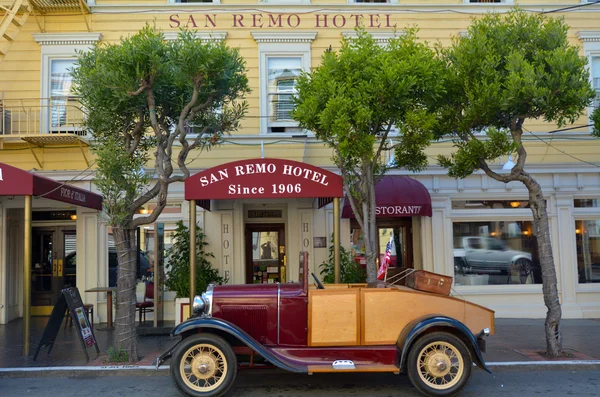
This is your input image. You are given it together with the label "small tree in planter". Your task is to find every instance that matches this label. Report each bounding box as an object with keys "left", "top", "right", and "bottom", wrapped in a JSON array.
[{"left": 164, "top": 221, "right": 226, "bottom": 323}]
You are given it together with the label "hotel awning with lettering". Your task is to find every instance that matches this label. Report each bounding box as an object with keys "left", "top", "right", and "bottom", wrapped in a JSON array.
[
  {"left": 341, "top": 175, "right": 432, "bottom": 218},
  {"left": 0, "top": 162, "right": 102, "bottom": 210},
  {"left": 185, "top": 158, "right": 344, "bottom": 210}
]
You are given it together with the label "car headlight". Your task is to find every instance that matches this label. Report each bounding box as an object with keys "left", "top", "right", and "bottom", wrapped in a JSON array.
[
  {"left": 192, "top": 295, "right": 205, "bottom": 315},
  {"left": 192, "top": 284, "right": 214, "bottom": 317}
]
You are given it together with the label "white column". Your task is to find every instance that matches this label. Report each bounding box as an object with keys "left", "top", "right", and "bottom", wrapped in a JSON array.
[
  {"left": 78, "top": 208, "right": 105, "bottom": 324},
  {"left": 555, "top": 195, "right": 583, "bottom": 318},
  {"left": 430, "top": 197, "right": 452, "bottom": 275}
]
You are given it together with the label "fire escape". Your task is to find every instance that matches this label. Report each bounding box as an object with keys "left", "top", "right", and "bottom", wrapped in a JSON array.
[{"left": 1, "top": 0, "right": 92, "bottom": 168}]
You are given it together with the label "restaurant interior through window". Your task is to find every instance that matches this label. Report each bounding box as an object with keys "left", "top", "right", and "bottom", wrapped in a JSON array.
[
  {"left": 575, "top": 198, "right": 600, "bottom": 284},
  {"left": 451, "top": 200, "right": 542, "bottom": 286}
]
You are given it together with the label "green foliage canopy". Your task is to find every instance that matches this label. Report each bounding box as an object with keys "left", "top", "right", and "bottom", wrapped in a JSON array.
[
  {"left": 164, "top": 221, "right": 226, "bottom": 298},
  {"left": 435, "top": 9, "right": 596, "bottom": 178}
]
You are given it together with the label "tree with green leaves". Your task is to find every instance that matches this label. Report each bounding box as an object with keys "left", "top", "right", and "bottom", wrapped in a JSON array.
[
  {"left": 72, "top": 26, "right": 249, "bottom": 361},
  {"left": 164, "top": 221, "right": 227, "bottom": 299},
  {"left": 293, "top": 28, "right": 446, "bottom": 282},
  {"left": 434, "top": 9, "right": 598, "bottom": 357}
]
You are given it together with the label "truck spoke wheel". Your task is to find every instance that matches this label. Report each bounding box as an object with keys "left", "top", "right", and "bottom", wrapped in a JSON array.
[
  {"left": 407, "top": 332, "right": 472, "bottom": 397},
  {"left": 181, "top": 344, "right": 228, "bottom": 392},
  {"left": 171, "top": 334, "right": 237, "bottom": 397}
]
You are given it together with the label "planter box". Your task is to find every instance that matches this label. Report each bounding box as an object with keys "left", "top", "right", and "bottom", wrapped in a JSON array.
[
  {"left": 175, "top": 297, "right": 190, "bottom": 326},
  {"left": 455, "top": 274, "right": 489, "bottom": 286}
]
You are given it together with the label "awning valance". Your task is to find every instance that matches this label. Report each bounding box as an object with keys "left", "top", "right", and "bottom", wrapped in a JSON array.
[
  {"left": 0, "top": 162, "right": 102, "bottom": 211},
  {"left": 185, "top": 158, "right": 344, "bottom": 211},
  {"left": 341, "top": 175, "right": 432, "bottom": 218}
]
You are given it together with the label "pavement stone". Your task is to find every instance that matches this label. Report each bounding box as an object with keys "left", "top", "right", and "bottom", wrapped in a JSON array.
[{"left": 0, "top": 316, "right": 599, "bottom": 374}]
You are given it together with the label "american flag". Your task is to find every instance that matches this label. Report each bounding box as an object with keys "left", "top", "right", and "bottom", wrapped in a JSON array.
[{"left": 377, "top": 235, "right": 393, "bottom": 280}]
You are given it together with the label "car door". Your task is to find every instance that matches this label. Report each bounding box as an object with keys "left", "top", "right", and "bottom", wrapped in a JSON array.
[
  {"left": 464, "top": 237, "right": 487, "bottom": 269},
  {"left": 484, "top": 238, "right": 509, "bottom": 272}
]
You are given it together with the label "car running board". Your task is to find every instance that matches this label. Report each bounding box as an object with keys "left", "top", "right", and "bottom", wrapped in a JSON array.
[{"left": 307, "top": 363, "right": 400, "bottom": 374}]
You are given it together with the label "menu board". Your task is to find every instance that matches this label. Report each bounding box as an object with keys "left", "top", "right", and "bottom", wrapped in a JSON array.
[{"left": 33, "top": 287, "right": 99, "bottom": 362}]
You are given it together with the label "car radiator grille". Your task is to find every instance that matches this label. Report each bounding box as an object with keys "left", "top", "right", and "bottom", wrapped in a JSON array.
[{"left": 220, "top": 305, "right": 269, "bottom": 342}]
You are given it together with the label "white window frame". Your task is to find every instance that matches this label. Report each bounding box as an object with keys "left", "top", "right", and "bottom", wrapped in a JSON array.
[
  {"left": 578, "top": 31, "right": 600, "bottom": 132},
  {"left": 33, "top": 33, "right": 102, "bottom": 134},
  {"left": 252, "top": 32, "right": 316, "bottom": 135},
  {"left": 347, "top": 0, "right": 398, "bottom": 4},
  {"left": 167, "top": 0, "right": 222, "bottom": 4},
  {"left": 461, "top": 0, "right": 514, "bottom": 4}
]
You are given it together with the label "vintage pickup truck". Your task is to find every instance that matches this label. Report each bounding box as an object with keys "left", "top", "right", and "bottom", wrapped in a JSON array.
[{"left": 156, "top": 256, "right": 494, "bottom": 397}]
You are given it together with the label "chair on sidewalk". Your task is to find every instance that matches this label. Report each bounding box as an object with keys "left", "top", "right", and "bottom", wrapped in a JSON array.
[
  {"left": 64, "top": 304, "right": 94, "bottom": 329},
  {"left": 136, "top": 282, "right": 154, "bottom": 323}
]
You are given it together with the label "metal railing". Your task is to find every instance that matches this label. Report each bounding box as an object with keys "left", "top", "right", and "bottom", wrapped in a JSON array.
[{"left": 0, "top": 97, "right": 87, "bottom": 137}]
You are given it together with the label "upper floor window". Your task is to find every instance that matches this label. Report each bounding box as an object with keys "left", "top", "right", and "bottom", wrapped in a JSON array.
[
  {"left": 592, "top": 56, "right": 600, "bottom": 111},
  {"left": 50, "top": 59, "right": 77, "bottom": 129},
  {"left": 268, "top": 57, "right": 301, "bottom": 124},
  {"left": 33, "top": 32, "right": 102, "bottom": 134},
  {"left": 252, "top": 32, "right": 316, "bottom": 134}
]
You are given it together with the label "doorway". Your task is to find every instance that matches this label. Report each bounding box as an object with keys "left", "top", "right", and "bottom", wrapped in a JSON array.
[
  {"left": 350, "top": 218, "right": 414, "bottom": 277},
  {"left": 245, "top": 224, "right": 286, "bottom": 284},
  {"left": 31, "top": 227, "right": 76, "bottom": 315}
]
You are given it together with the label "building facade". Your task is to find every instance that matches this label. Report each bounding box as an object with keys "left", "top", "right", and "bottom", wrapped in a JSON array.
[{"left": 0, "top": 0, "right": 599, "bottom": 326}]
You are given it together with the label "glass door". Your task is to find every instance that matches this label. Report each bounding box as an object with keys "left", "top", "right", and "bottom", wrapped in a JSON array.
[
  {"left": 245, "top": 224, "right": 286, "bottom": 284},
  {"left": 31, "top": 227, "right": 75, "bottom": 315}
]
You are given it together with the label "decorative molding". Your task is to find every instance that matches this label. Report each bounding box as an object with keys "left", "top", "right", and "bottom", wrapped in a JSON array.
[
  {"left": 577, "top": 31, "right": 600, "bottom": 42},
  {"left": 342, "top": 31, "right": 400, "bottom": 44},
  {"left": 252, "top": 32, "right": 317, "bottom": 44},
  {"left": 32, "top": 33, "right": 102, "bottom": 46},
  {"left": 163, "top": 31, "right": 227, "bottom": 42}
]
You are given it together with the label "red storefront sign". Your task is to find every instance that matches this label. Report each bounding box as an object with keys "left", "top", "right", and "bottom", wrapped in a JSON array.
[
  {"left": 0, "top": 162, "right": 103, "bottom": 210},
  {"left": 185, "top": 158, "right": 343, "bottom": 201}
]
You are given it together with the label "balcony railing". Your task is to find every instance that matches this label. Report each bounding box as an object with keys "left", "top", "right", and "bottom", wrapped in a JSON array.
[{"left": 0, "top": 98, "right": 87, "bottom": 137}]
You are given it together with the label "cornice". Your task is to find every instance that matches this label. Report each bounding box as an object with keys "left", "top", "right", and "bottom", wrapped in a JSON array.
[
  {"left": 163, "top": 31, "right": 227, "bottom": 41},
  {"left": 577, "top": 31, "right": 600, "bottom": 42},
  {"left": 32, "top": 33, "right": 103, "bottom": 46},
  {"left": 251, "top": 32, "right": 317, "bottom": 43}
]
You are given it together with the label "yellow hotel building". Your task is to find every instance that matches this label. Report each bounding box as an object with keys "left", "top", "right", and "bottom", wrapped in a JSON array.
[{"left": 0, "top": 0, "right": 599, "bottom": 327}]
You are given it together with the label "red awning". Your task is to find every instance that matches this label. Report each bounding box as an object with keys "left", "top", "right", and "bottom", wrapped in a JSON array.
[
  {"left": 341, "top": 175, "right": 432, "bottom": 218},
  {"left": 185, "top": 158, "right": 344, "bottom": 211},
  {"left": 0, "top": 162, "right": 103, "bottom": 211}
]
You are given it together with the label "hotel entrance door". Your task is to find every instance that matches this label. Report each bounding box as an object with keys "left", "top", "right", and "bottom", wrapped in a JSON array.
[{"left": 245, "top": 224, "right": 286, "bottom": 284}]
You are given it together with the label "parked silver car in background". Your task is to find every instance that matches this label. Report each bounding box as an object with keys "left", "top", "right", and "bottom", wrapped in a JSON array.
[{"left": 454, "top": 236, "right": 533, "bottom": 275}]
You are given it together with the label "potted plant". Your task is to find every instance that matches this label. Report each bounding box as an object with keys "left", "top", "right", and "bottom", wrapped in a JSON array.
[
  {"left": 319, "top": 237, "right": 366, "bottom": 284},
  {"left": 164, "top": 221, "right": 227, "bottom": 325}
]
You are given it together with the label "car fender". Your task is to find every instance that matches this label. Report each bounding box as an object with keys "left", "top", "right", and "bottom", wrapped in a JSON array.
[
  {"left": 397, "top": 315, "right": 491, "bottom": 374},
  {"left": 511, "top": 254, "right": 532, "bottom": 264},
  {"left": 155, "top": 316, "right": 305, "bottom": 373}
]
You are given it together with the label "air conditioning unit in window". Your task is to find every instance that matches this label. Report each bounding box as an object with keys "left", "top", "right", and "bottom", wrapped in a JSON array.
[{"left": 0, "top": 109, "right": 11, "bottom": 135}]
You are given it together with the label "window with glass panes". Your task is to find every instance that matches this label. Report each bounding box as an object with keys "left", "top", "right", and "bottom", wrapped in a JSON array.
[
  {"left": 267, "top": 57, "right": 302, "bottom": 123},
  {"left": 50, "top": 59, "right": 76, "bottom": 129}
]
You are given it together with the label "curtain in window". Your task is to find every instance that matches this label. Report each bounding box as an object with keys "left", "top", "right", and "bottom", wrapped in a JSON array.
[
  {"left": 50, "top": 59, "right": 76, "bottom": 129},
  {"left": 592, "top": 57, "right": 600, "bottom": 110},
  {"left": 267, "top": 57, "right": 302, "bottom": 122}
]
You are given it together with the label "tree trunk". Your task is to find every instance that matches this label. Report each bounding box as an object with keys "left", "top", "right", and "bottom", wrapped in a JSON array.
[
  {"left": 112, "top": 227, "right": 139, "bottom": 362},
  {"left": 523, "top": 176, "right": 563, "bottom": 357}
]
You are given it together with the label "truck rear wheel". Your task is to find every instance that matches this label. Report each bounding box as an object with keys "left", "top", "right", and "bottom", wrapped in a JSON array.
[
  {"left": 407, "top": 332, "right": 472, "bottom": 397},
  {"left": 170, "top": 333, "right": 237, "bottom": 397}
]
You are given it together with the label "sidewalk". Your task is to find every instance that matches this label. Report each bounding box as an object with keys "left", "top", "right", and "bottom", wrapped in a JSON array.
[{"left": 1, "top": 317, "right": 599, "bottom": 374}]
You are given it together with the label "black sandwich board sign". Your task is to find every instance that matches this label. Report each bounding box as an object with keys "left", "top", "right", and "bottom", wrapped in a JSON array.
[{"left": 33, "top": 287, "right": 100, "bottom": 362}]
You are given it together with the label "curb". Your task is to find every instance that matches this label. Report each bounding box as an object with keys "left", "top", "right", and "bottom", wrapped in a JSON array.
[{"left": 2, "top": 360, "right": 600, "bottom": 377}]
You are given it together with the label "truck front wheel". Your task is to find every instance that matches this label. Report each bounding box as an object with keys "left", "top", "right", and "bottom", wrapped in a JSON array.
[
  {"left": 170, "top": 333, "right": 237, "bottom": 397},
  {"left": 407, "top": 332, "right": 472, "bottom": 397}
]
